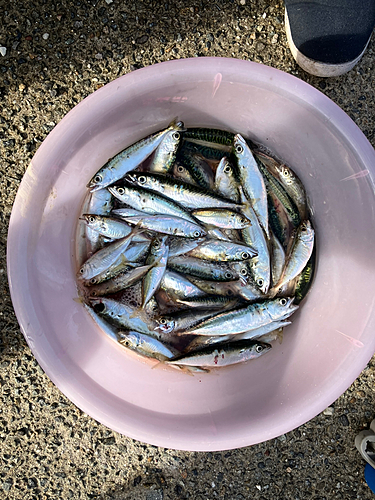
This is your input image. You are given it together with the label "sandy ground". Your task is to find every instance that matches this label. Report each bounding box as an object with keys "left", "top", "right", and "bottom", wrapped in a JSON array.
[{"left": 1, "top": 1, "right": 375, "bottom": 498}]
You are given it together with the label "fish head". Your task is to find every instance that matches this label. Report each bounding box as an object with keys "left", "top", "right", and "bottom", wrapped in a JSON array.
[
  {"left": 275, "top": 164, "right": 295, "bottom": 186},
  {"left": 155, "top": 317, "right": 175, "bottom": 334},
  {"left": 80, "top": 214, "right": 101, "bottom": 229},
  {"left": 299, "top": 220, "right": 314, "bottom": 245},
  {"left": 268, "top": 297, "right": 296, "bottom": 319},
  {"left": 188, "top": 227, "right": 206, "bottom": 239},
  {"left": 120, "top": 332, "right": 140, "bottom": 349},
  {"left": 107, "top": 185, "right": 127, "bottom": 200},
  {"left": 233, "top": 134, "right": 247, "bottom": 160},
  {"left": 217, "top": 157, "right": 232, "bottom": 176},
  {"left": 251, "top": 341, "right": 272, "bottom": 357},
  {"left": 87, "top": 165, "right": 116, "bottom": 191}
]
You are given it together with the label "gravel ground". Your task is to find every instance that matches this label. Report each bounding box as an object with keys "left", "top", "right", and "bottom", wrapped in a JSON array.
[{"left": 1, "top": 1, "right": 375, "bottom": 499}]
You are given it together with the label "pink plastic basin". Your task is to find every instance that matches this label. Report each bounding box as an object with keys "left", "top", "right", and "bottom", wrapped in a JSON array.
[{"left": 7, "top": 58, "right": 375, "bottom": 451}]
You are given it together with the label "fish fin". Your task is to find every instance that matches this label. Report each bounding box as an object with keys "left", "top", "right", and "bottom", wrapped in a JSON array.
[
  {"left": 73, "top": 296, "right": 84, "bottom": 304},
  {"left": 276, "top": 328, "right": 284, "bottom": 344}
]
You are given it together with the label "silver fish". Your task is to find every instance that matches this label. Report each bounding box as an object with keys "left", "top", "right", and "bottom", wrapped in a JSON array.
[
  {"left": 108, "top": 184, "right": 199, "bottom": 225},
  {"left": 233, "top": 134, "right": 269, "bottom": 237},
  {"left": 187, "top": 239, "right": 257, "bottom": 262},
  {"left": 168, "top": 255, "right": 240, "bottom": 282},
  {"left": 87, "top": 119, "right": 184, "bottom": 191},
  {"left": 89, "top": 297, "right": 155, "bottom": 334},
  {"left": 123, "top": 172, "right": 241, "bottom": 210},
  {"left": 77, "top": 226, "right": 143, "bottom": 281},
  {"left": 167, "top": 340, "right": 271, "bottom": 368},
  {"left": 149, "top": 128, "right": 182, "bottom": 173},
  {"left": 191, "top": 208, "right": 251, "bottom": 229},
  {"left": 172, "top": 162, "right": 198, "bottom": 186},
  {"left": 214, "top": 157, "right": 240, "bottom": 203},
  {"left": 257, "top": 152, "right": 308, "bottom": 220},
  {"left": 275, "top": 220, "right": 315, "bottom": 290},
  {"left": 119, "top": 331, "right": 178, "bottom": 361},
  {"left": 183, "top": 320, "right": 290, "bottom": 353},
  {"left": 159, "top": 270, "right": 207, "bottom": 300},
  {"left": 142, "top": 236, "right": 169, "bottom": 308},
  {"left": 120, "top": 214, "right": 206, "bottom": 239},
  {"left": 181, "top": 297, "right": 298, "bottom": 336},
  {"left": 88, "top": 265, "right": 153, "bottom": 296}
]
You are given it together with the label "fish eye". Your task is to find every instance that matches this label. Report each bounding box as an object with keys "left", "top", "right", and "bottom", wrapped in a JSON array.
[
  {"left": 256, "top": 345, "right": 264, "bottom": 353},
  {"left": 117, "top": 187, "right": 125, "bottom": 195},
  {"left": 177, "top": 165, "right": 184, "bottom": 173},
  {"left": 279, "top": 298, "right": 287, "bottom": 306},
  {"left": 239, "top": 217, "right": 246, "bottom": 223},
  {"left": 159, "top": 318, "right": 167, "bottom": 324},
  {"left": 79, "top": 268, "right": 84, "bottom": 274},
  {"left": 93, "top": 302, "right": 105, "bottom": 313},
  {"left": 153, "top": 240, "right": 161, "bottom": 248},
  {"left": 90, "top": 277, "right": 97, "bottom": 284},
  {"left": 138, "top": 176, "right": 147, "bottom": 184},
  {"left": 225, "top": 271, "right": 233, "bottom": 279},
  {"left": 240, "top": 268, "right": 248, "bottom": 276},
  {"left": 88, "top": 216, "right": 96, "bottom": 223},
  {"left": 301, "top": 225, "right": 308, "bottom": 232},
  {"left": 227, "top": 289, "right": 234, "bottom": 296},
  {"left": 94, "top": 174, "right": 102, "bottom": 183},
  {"left": 193, "top": 230, "right": 201, "bottom": 238},
  {"left": 257, "top": 278, "right": 264, "bottom": 287},
  {"left": 282, "top": 167, "right": 290, "bottom": 177},
  {"left": 235, "top": 144, "right": 243, "bottom": 154},
  {"left": 241, "top": 252, "right": 250, "bottom": 260},
  {"left": 172, "top": 132, "right": 180, "bottom": 140},
  {"left": 224, "top": 165, "right": 232, "bottom": 174}
]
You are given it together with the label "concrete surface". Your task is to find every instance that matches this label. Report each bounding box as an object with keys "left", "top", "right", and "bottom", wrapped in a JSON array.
[{"left": 1, "top": 1, "right": 375, "bottom": 499}]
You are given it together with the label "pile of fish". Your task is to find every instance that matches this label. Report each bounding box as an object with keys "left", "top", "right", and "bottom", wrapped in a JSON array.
[{"left": 76, "top": 120, "right": 316, "bottom": 373}]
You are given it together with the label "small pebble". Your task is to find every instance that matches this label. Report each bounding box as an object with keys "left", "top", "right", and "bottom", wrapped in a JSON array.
[
  {"left": 43, "top": 33, "right": 49, "bottom": 40},
  {"left": 105, "top": 0, "right": 113, "bottom": 3},
  {"left": 19, "top": 84, "right": 25, "bottom": 92},
  {"left": 323, "top": 407, "right": 334, "bottom": 416},
  {"left": 240, "top": 0, "right": 246, "bottom": 4}
]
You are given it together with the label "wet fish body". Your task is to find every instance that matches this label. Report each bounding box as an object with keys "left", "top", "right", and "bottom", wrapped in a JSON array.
[
  {"left": 167, "top": 339, "right": 271, "bottom": 368},
  {"left": 88, "top": 120, "right": 184, "bottom": 191},
  {"left": 124, "top": 172, "right": 241, "bottom": 210}
]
